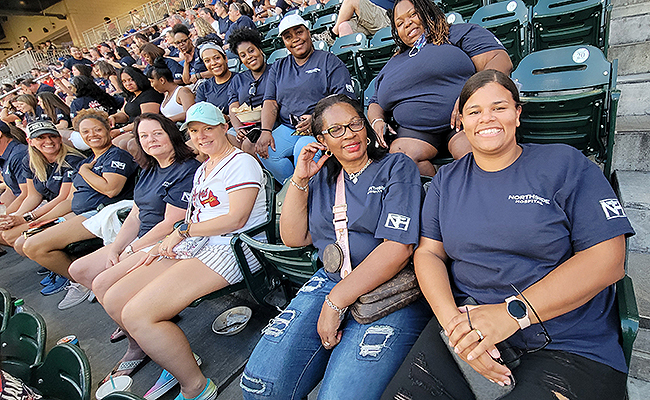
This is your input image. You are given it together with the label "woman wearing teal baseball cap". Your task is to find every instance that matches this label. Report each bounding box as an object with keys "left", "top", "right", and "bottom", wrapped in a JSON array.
[{"left": 97, "top": 102, "right": 268, "bottom": 400}]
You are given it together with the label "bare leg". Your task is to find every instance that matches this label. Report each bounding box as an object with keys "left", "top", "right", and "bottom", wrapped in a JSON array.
[
  {"left": 12, "top": 235, "right": 28, "bottom": 257},
  {"left": 69, "top": 244, "right": 144, "bottom": 289},
  {"left": 119, "top": 258, "right": 229, "bottom": 398},
  {"left": 22, "top": 214, "right": 95, "bottom": 279},
  {"left": 333, "top": 0, "right": 360, "bottom": 36},
  {"left": 390, "top": 137, "right": 438, "bottom": 177},
  {"left": 448, "top": 131, "right": 472, "bottom": 160},
  {"left": 1, "top": 222, "right": 29, "bottom": 247},
  {"left": 91, "top": 252, "right": 148, "bottom": 304}
]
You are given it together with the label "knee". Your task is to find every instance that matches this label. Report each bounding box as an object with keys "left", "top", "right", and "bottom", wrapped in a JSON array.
[
  {"left": 240, "top": 369, "right": 275, "bottom": 399},
  {"left": 69, "top": 259, "right": 92, "bottom": 286},
  {"left": 22, "top": 236, "right": 42, "bottom": 259},
  {"left": 120, "top": 299, "right": 151, "bottom": 337},
  {"left": 101, "top": 285, "right": 126, "bottom": 320}
]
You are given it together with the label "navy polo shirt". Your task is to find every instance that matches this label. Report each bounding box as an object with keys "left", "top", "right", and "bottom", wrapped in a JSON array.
[
  {"left": 370, "top": 23, "right": 504, "bottom": 131},
  {"left": 308, "top": 153, "right": 421, "bottom": 282},
  {"left": 224, "top": 15, "right": 257, "bottom": 41},
  {"left": 228, "top": 67, "right": 270, "bottom": 108},
  {"left": 0, "top": 140, "right": 28, "bottom": 196},
  {"left": 144, "top": 57, "right": 183, "bottom": 81},
  {"left": 196, "top": 74, "right": 238, "bottom": 112},
  {"left": 264, "top": 50, "right": 355, "bottom": 127},
  {"left": 64, "top": 57, "right": 93, "bottom": 70},
  {"left": 71, "top": 146, "right": 138, "bottom": 214},
  {"left": 20, "top": 154, "right": 85, "bottom": 201},
  {"left": 421, "top": 144, "right": 635, "bottom": 372},
  {"left": 134, "top": 159, "right": 200, "bottom": 237}
]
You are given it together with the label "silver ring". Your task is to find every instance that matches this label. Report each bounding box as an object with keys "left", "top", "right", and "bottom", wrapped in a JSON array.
[
  {"left": 474, "top": 329, "right": 484, "bottom": 341},
  {"left": 323, "top": 341, "right": 330, "bottom": 347}
]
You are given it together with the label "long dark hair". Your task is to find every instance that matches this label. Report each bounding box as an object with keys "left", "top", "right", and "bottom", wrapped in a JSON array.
[
  {"left": 390, "top": 0, "right": 450, "bottom": 55},
  {"left": 132, "top": 113, "right": 196, "bottom": 169},
  {"left": 117, "top": 66, "right": 152, "bottom": 100},
  {"left": 71, "top": 75, "right": 120, "bottom": 111},
  {"left": 146, "top": 57, "right": 174, "bottom": 83},
  {"left": 38, "top": 92, "right": 70, "bottom": 121},
  {"left": 459, "top": 70, "right": 522, "bottom": 114},
  {"left": 311, "top": 94, "right": 388, "bottom": 185}
]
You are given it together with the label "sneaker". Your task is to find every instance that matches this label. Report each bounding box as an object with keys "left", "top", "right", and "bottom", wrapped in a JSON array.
[
  {"left": 40, "top": 272, "right": 56, "bottom": 286},
  {"left": 145, "top": 354, "right": 202, "bottom": 400},
  {"left": 36, "top": 266, "right": 50, "bottom": 275},
  {"left": 172, "top": 378, "right": 216, "bottom": 400},
  {"left": 41, "top": 276, "right": 69, "bottom": 296},
  {"left": 87, "top": 291, "right": 96, "bottom": 302},
  {"left": 57, "top": 283, "right": 91, "bottom": 310}
]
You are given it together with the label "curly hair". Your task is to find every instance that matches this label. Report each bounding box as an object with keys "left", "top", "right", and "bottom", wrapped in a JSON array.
[
  {"left": 390, "top": 0, "right": 450, "bottom": 55},
  {"left": 227, "top": 27, "right": 263, "bottom": 57},
  {"left": 72, "top": 108, "right": 111, "bottom": 132}
]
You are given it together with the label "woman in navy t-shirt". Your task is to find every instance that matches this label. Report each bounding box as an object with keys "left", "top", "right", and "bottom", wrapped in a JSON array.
[
  {"left": 385, "top": 70, "right": 634, "bottom": 400},
  {"left": 0, "top": 120, "right": 84, "bottom": 256},
  {"left": 23, "top": 109, "right": 138, "bottom": 295},
  {"left": 195, "top": 41, "right": 237, "bottom": 113},
  {"left": 367, "top": 0, "right": 511, "bottom": 176}
]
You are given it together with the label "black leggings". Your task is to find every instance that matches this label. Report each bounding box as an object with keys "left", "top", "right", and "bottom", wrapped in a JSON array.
[{"left": 381, "top": 318, "right": 628, "bottom": 400}]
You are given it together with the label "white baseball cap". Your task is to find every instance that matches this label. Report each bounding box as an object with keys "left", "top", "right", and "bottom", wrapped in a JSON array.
[{"left": 278, "top": 14, "right": 309, "bottom": 36}]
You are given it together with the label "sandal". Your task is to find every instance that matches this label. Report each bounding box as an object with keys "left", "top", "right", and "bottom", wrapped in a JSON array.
[
  {"left": 110, "top": 327, "right": 127, "bottom": 343},
  {"left": 100, "top": 355, "right": 149, "bottom": 387}
]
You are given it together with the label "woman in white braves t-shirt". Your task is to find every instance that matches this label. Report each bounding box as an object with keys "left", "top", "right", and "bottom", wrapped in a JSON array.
[{"left": 100, "top": 102, "right": 266, "bottom": 400}]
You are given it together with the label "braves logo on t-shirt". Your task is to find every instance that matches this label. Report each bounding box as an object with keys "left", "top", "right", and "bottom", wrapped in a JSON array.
[{"left": 198, "top": 188, "right": 220, "bottom": 207}]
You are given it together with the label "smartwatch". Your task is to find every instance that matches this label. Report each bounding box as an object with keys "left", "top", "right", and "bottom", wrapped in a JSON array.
[
  {"left": 178, "top": 222, "right": 191, "bottom": 239},
  {"left": 505, "top": 296, "right": 531, "bottom": 330}
]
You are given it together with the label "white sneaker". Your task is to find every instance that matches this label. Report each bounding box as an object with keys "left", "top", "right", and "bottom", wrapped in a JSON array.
[{"left": 58, "top": 283, "right": 91, "bottom": 310}]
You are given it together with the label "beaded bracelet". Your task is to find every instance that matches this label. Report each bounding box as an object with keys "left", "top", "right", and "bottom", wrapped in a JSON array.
[
  {"left": 325, "top": 295, "right": 348, "bottom": 320},
  {"left": 290, "top": 178, "right": 308, "bottom": 192}
]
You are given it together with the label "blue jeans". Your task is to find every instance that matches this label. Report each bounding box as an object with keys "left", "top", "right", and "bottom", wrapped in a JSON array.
[
  {"left": 241, "top": 268, "right": 432, "bottom": 400},
  {"left": 257, "top": 124, "right": 317, "bottom": 184}
]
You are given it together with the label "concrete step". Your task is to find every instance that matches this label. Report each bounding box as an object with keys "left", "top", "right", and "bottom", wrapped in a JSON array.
[
  {"left": 630, "top": 328, "right": 650, "bottom": 381},
  {"left": 616, "top": 79, "right": 650, "bottom": 117},
  {"left": 612, "top": 115, "right": 650, "bottom": 172},
  {"left": 609, "top": 7, "right": 650, "bottom": 46},
  {"left": 609, "top": 41, "right": 650, "bottom": 76}
]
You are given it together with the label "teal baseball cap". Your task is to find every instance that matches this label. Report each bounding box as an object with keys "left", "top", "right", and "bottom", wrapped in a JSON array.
[{"left": 180, "top": 102, "right": 226, "bottom": 131}]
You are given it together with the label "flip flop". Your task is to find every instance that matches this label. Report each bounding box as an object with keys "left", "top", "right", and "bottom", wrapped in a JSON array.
[
  {"left": 100, "top": 355, "right": 149, "bottom": 387},
  {"left": 110, "top": 327, "right": 127, "bottom": 343}
]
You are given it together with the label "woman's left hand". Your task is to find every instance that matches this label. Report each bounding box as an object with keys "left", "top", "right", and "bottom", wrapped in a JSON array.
[
  {"left": 0, "top": 214, "right": 25, "bottom": 230},
  {"left": 447, "top": 304, "right": 520, "bottom": 363},
  {"left": 158, "top": 230, "right": 184, "bottom": 259},
  {"left": 295, "top": 114, "right": 312, "bottom": 135},
  {"left": 317, "top": 301, "right": 343, "bottom": 350},
  {"left": 450, "top": 97, "right": 462, "bottom": 132}
]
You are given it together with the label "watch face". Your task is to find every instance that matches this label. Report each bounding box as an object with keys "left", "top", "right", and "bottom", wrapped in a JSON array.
[
  {"left": 179, "top": 223, "right": 189, "bottom": 233},
  {"left": 508, "top": 299, "right": 527, "bottom": 319}
]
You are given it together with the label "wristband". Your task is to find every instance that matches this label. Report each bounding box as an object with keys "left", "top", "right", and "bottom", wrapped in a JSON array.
[
  {"left": 22, "top": 212, "right": 35, "bottom": 222},
  {"left": 325, "top": 295, "right": 347, "bottom": 320},
  {"left": 124, "top": 245, "right": 134, "bottom": 255},
  {"left": 371, "top": 118, "right": 384, "bottom": 130},
  {"left": 260, "top": 128, "right": 273, "bottom": 133}
]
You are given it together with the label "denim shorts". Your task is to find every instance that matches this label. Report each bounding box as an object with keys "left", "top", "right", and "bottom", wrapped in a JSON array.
[
  {"left": 78, "top": 209, "right": 99, "bottom": 219},
  {"left": 241, "top": 268, "right": 432, "bottom": 400}
]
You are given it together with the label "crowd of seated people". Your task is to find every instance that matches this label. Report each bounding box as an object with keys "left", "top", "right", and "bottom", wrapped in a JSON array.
[{"left": 0, "top": 2, "right": 635, "bottom": 400}]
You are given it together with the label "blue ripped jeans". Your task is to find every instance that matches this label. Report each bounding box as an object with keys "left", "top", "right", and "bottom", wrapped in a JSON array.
[
  {"left": 241, "top": 268, "right": 432, "bottom": 400},
  {"left": 257, "top": 124, "right": 317, "bottom": 184}
]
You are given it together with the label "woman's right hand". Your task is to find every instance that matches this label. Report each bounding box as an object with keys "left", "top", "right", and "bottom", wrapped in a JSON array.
[
  {"left": 371, "top": 120, "right": 391, "bottom": 149},
  {"left": 317, "top": 301, "right": 343, "bottom": 350},
  {"left": 108, "top": 115, "right": 116, "bottom": 128},
  {"left": 105, "top": 248, "right": 121, "bottom": 269},
  {"left": 255, "top": 130, "right": 275, "bottom": 159},
  {"left": 293, "top": 142, "right": 329, "bottom": 181}
]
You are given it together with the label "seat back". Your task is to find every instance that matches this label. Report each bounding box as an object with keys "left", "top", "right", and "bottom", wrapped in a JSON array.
[
  {"left": 511, "top": 45, "right": 617, "bottom": 174},
  {"left": 301, "top": 3, "right": 324, "bottom": 24},
  {"left": 31, "top": 343, "right": 91, "bottom": 400},
  {"left": 445, "top": 11, "right": 465, "bottom": 25},
  {"left": 261, "top": 27, "right": 281, "bottom": 56},
  {"left": 227, "top": 52, "right": 241, "bottom": 72},
  {"left": 312, "top": 14, "right": 338, "bottom": 34},
  {"left": 331, "top": 33, "right": 368, "bottom": 80},
  {"left": 0, "top": 287, "right": 12, "bottom": 334},
  {"left": 363, "top": 77, "right": 377, "bottom": 116},
  {"left": 469, "top": 0, "right": 529, "bottom": 67},
  {"left": 314, "top": 0, "right": 343, "bottom": 19},
  {"left": 358, "top": 27, "right": 395, "bottom": 85},
  {"left": 440, "top": 0, "right": 483, "bottom": 20},
  {"left": 313, "top": 40, "right": 330, "bottom": 52},
  {"left": 532, "top": 0, "right": 604, "bottom": 51},
  {"left": 0, "top": 310, "right": 47, "bottom": 382},
  {"left": 268, "top": 48, "right": 290, "bottom": 64}
]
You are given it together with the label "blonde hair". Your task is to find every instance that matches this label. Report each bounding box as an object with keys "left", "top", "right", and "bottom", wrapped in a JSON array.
[
  {"left": 29, "top": 142, "right": 85, "bottom": 182},
  {"left": 194, "top": 17, "right": 217, "bottom": 37}
]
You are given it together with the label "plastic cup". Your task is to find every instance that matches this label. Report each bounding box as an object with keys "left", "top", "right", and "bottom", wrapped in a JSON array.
[{"left": 95, "top": 375, "right": 133, "bottom": 399}]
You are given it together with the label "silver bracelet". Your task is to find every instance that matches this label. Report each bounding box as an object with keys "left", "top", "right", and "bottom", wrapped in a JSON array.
[
  {"left": 325, "top": 295, "right": 347, "bottom": 320},
  {"left": 290, "top": 178, "right": 308, "bottom": 192},
  {"left": 371, "top": 118, "right": 384, "bottom": 130}
]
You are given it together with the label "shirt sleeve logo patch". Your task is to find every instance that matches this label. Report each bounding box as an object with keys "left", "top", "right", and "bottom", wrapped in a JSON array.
[
  {"left": 181, "top": 192, "right": 191, "bottom": 203},
  {"left": 111, "top": 161, "right": 126, "bottom": 170},
  {"left": 385, "top": 213, "right": 411, "bottom": 231},
  {"left": 346, "top": 83, "right": 354, "bottom": 93},
  {"left": 600, "top": 198, "right": 627, "bottom": 220}
]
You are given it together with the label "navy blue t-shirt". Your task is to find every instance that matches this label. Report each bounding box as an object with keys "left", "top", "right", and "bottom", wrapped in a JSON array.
[
  {"left": 144, "top": 57, "right": 184, "bottom": 82},
  {"left": 0, "top": 140, "right": 28, "bottom": 196},
  {"left": 224, "top": 15, "right": 257, "bottom": 41},
  {"left": 36, "top": 83, "right": 56, "bottom": 94},
  {"left": 38, "top": 107, "right": 71, "bottom": 126},
  {"left": 70, "top": 96, "right": 120, "bottom": 119},
  {"left": 167, "top": 46, "right": 180, "bottom": 58},
  {"left": 421, "top": 143, "right": 635, "bottom": 372},
  {"left": 117, "top": 55, "right": 137, "bottom": 67},
  {"left": 196, "top": 74, "right": 238, "bottom": 112},
  {"left": 20, "top": 154, "right": 85, "bottom": 201},
  {"left": 134, "top": 159, "right": 200, "bottom": 237},
  {"left": 371, "top": 24, "right": 504, "bottom": 131},
  {"left": 308, "top": 153, "right": 421, "bottom": 282},
  {"left": 264, "top": 50, "right": 355, "bottom": 127},
  {"left": 189, "top": 49, "right": 207, "bottom": 76},
  {"left": 71, "top": 146, "right": 138, "bottom": 214},
  {"left": 64, "top": 57, "right": 93, "bottom": 71},
  {"left": 228, "top": 67, "right": 270, "bottom": 108},
  {"left": 218, "top": 17, "right": 233, "bottom": 36}
]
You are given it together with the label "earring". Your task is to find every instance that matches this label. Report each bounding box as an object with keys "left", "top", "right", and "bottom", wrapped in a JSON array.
[
  {"left": 325, "top": 150, "right": 333, "bottom": 157},
  {"left": 367, "top": 137, "right": 371, "bottom": 145}
]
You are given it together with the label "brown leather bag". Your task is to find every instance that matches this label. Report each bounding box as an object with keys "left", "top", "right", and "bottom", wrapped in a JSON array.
[{"left": 349, "top": 264, "right": 422, "bottom": 324}]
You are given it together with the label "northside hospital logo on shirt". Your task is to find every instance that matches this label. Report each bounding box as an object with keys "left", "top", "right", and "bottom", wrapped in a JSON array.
[{"left": 507, "top": 193, "right": 551, "bottom": 206}]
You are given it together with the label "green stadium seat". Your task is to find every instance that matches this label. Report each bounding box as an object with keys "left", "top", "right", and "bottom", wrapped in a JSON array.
[
  {"left": 313, "top": 0, "right": 344, "bottom": 19},
  {"left": 0, "top": 287, "right": 12, "bottom": 334},
  {"left": 469, "top": 0, "right": 529, "bottom": 67},
  {"left": 312, "top": 13, "right": 338, "bottom": 34},
  {"left": 358, "top": 27, "right": 396, "bottom": 86},
  {"left": 301, "top": 3, "right": 325, "bottom": 24},
  {"left": 331, "top": 33, "right": 369, "bottom": 82},
  {"left": 189, "top": 169, "right": 276, "bottom": 307},
  {"left": 511, "top": 45, "right": 619, "bottom": 177},
  {"left": 445, "top": 11, "right": 465, "bottom": 24},
  {"left": 531, "top": 0, "right": 606, "bottom": 52},
  {"left": 363, "top": 76, "right": 377, "bottom": 116},
  {"left": 31, "top": 343, "right": 91, "bottom": 400},
  {"left": 0, "top": 310, "right": 47, "bottom": 382},
  {"left": 313, "top": 40, "right": 330, "bottom": 51},
  {"left": 267, "top": 47, "right": 290, "bottom": 64},
  {"left": 226, "top": 51, "right": 241, "bottom": 72},
  {"left": 440, "top": 0, "right": 483, "bottom": 21},
  {"left": 261, "top": 27, "right": 282, "bottom": 56},
  {"left": 257, "top": 15, "right": 281, "bottom": 37}
]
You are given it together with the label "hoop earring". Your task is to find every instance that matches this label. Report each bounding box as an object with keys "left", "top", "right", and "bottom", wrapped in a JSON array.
[
  {"left": 325, "top": 150, "right": 333, "bottom": 157},
  {"left": 367, "top": 137, "right": 371, "bottom": 145}
]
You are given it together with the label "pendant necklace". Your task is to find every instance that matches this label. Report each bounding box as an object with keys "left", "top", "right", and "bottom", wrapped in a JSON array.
[{"left": 347, "top": 158, "right": 372, "bottom": 184}]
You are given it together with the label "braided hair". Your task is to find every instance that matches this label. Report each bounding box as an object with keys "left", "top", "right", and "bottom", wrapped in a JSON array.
[{"left": 390, "top": 0, "right": 450, "bottom": 54}]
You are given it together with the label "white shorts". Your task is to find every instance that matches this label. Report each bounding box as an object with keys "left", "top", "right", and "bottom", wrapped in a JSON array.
[{"left": 194, "top": 243, "right": 261, "bottom": 285}]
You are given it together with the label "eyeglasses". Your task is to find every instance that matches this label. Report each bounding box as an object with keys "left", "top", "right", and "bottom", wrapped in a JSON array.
[
  {"left": 321, "top": 118, "right": 364, "bottom": 138},
  {"left": 174, "top": 37, "right": 191, "bottom": 46}
]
